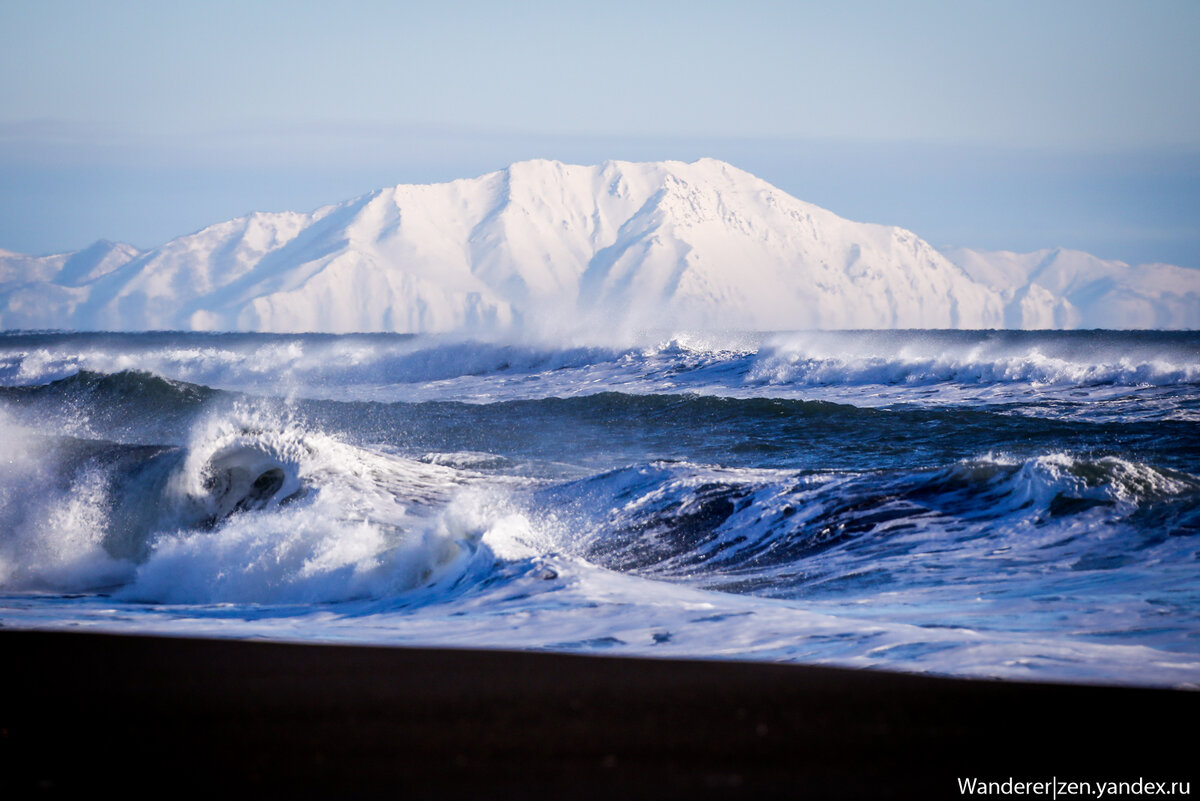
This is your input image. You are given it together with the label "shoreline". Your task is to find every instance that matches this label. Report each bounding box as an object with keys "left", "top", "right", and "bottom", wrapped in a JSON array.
[{"left": 2, "top": 629, "right": 1195, "bottom": 798}]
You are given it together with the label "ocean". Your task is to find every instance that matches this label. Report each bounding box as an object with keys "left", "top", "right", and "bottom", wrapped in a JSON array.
[{"left": 1, "top": 329, "right": 1197, "bottom": 687}]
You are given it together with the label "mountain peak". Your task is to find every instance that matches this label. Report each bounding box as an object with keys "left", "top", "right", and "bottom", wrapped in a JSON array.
[{"left": 1, "top": 160, "right": 1196, "bottom": 333}]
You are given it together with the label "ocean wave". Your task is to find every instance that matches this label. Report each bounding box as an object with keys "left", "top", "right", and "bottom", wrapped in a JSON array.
[
  {"left": 0, "top": 369, "right": 219, "bottom": 418},
  {"left": 5, "top": 365, "right": 1198, "bottom": 484},
  {"left": 540, "top": 453, "right": 1199, "bottom": 595},
  {"left": 0, "top": 401, "right": 509, "bottom": 603},
  {"left": 0, "top": 332, "right": 626, "bottom": 395},
  {"left": 2, "top": 332, "right": 1196, "bottom": 411},
  {"left": 747, "top": 331, "right": 1200, "bottom": 388},
  {"left": 2, "top": 331, "right": 1199, "bottom": 687},
  {"left": 21, "top": 407, "right": 1192, "bottom": 607}
]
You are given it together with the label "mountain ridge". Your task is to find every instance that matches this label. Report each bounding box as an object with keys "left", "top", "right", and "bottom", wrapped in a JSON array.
[{"left": 1, "top": 158, "right": 1196, "bottom": 333}]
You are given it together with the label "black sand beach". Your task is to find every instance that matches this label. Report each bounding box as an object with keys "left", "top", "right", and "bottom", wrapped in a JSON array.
[{"left": 0, "top": 630, "right": 1194, "bottom": 799}]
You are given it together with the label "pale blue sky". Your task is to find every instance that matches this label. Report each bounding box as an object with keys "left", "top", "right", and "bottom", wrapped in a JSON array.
[{"left": 2, "top": 0, "right": 1198, "bottom": 266}]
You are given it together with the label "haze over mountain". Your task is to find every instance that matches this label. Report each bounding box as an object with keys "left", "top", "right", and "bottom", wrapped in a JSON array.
[{"left": 1, "top": 159, "right": 1196, "bottom": 333}]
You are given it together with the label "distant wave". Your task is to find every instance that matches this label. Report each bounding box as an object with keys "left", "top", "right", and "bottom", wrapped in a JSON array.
[
  {"left": 751, "top": 349, "right": 1199, "bottom": 387},
  {"left": 1, "top": 332, "right": 1196, "bottom": 413}
]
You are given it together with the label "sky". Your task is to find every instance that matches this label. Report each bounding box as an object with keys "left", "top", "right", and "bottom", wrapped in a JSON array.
[{"left": 1, "top": 0, "right": 1198, "bottom": 267}]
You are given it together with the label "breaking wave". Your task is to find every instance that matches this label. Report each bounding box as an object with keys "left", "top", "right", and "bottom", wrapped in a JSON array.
[
  {"left": 543, "top": 453, "right": 1200, "bottom": 596},
  {"left": 749, "top": 336, "right": 1200, "bottom": 388},
  {"left": 0, "top": 401, "right": 501, "bottom": 603}
]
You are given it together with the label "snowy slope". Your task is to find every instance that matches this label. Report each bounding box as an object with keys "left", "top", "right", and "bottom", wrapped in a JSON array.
[
  {"left": 0, "top": 241, "right": 141, "bottom": 330},
  {"left": 0, "top": 159, "right": 1195, "bottom": 333},
  {"left": 944, "top": 247, "right": 1200, "bottom": 329}
]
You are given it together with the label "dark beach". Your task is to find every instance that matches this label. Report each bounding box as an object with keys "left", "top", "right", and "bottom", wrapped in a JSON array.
[{"left": 1, "top": 629, "right": 1194, "bottom": 799}]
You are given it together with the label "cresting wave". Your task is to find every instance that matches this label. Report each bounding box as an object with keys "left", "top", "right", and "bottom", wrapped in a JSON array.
[
  {"left": 543, "top": 453, "right": 1200, "bottom": 595},
  {"left": 749, "top": 336, "right": 1200, "bottom": 388},
  {"left": 0, "top": 402, "right": 498, "bottom": 603}
]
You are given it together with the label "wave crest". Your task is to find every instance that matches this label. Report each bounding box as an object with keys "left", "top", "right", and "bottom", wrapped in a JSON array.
[
  {"left": 0, "top": 400, "right": 510, "bottom": 603},
  {"left": 748, "top": 334, "right": 1200, "bottom": 388},
  {"left": 544, "top": 453, "right": 1198, "bottom": 594}
]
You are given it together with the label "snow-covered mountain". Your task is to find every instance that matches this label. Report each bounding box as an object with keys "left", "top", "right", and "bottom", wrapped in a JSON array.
[
  {"left": 943, "top": 246, "right": 1200, "bottom": 330},
  {"left": 1, "top": 159, "right": 1196, "bottom": 332}
]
